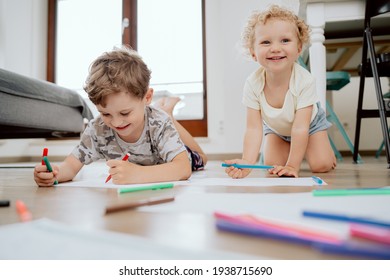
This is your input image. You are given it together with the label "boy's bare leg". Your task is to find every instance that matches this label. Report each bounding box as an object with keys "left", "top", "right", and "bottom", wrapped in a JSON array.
[{"left": 155, "top": 97, "right": 208, "bottom": 166}]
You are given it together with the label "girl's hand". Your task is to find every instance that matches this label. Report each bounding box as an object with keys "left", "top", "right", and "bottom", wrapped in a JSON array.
[
  {"left": 224, "top": 159, "right": 253, "bottom": 179},
  {"left": 33, "top": 164, "right": 59, "bottom": 187},
  {"left": 268, "top": 165, "right": 299, "bottom": 178}
]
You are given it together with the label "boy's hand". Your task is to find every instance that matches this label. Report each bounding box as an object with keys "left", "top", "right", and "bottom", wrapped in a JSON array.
[
  {"left": 34, "top": 164, "right": 59, "bottom": 187},
  {"left": 268, "top": 165, "right": 299, "bottom": 178},
  {"left": 106, "top": 159, "right": 139, "bottom": 184},
  {"left": 224, "top": 159, "right": 252, "bottom": 179}
]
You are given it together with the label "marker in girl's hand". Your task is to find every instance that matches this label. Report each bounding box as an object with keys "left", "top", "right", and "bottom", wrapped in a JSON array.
[
  {"left": 105, "top": 153, "right": 130, "bottom": 183},
  {"left": 222, "top": 163, "right": 273, "bottom": 169}
]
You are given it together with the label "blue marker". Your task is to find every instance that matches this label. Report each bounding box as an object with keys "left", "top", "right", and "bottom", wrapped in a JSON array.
[
  {"left": 312, "top": 241, "right": 390, "bottom": 259},
  {"left": 303, "top": 210, "right": 390, "bottom": 228},
  {"left": 222, "top": 163, "right": 273, "bottom": 169},
  {"left": 311, "top": 176, "right": 323, "bottom": 185}
]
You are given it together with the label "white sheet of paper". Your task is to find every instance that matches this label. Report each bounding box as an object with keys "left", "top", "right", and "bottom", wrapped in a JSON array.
[
  {"left": 59, "top": 179, "right": 183, "bottom": 189},
  {"left": 59, "top": 176, "right": 323, "bottom": 188},
  {"left": 0, "top": 219, "right": 257, "bottom": 259},
  {"left": 57, "top": 161, "right": 184, "bottom": 189},
  {"left": 57, "top": 161, "right": 325, "bottom": 188},
  {"left": 59, "top": 177, "right": 324, "bottom": 188}
]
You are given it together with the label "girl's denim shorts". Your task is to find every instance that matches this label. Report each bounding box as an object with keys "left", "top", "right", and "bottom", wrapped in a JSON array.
[{"left": 263, "top": 102, "right": 331, "bottom": 142}]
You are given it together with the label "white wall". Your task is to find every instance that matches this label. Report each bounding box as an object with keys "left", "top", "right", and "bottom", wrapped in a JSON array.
[{"left": 0, "top": 0, "right": 386, "bottom": 161}]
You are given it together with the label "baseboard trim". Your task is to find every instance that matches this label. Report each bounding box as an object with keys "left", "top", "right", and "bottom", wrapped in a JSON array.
[{"left": 0, "top": 156, "right": 67, "bottom": 164}]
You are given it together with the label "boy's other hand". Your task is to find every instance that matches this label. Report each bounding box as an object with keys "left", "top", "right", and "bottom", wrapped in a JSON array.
[{"left": 106, "top": 159, "right": 138, "bottom": 184}]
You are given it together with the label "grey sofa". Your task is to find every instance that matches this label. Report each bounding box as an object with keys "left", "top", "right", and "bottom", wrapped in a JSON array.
[{"left": 0, "top": 68, "right": 93, "bottom": 139}]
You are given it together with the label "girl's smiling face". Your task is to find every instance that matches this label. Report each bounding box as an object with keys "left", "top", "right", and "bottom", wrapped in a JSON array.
[
  {"left": 251, "top": 19, "right": 302, "bottom": 74},
  {"left": 97, "top": 89, "right": 153, "bottom": 143}
]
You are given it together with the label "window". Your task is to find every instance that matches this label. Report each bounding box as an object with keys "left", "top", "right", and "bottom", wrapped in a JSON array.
[{"left": 48, "top": 0, "right": 207, "bottom": 136}]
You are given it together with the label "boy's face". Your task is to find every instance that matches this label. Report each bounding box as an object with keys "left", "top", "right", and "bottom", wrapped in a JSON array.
[
  {"left": 96, "top": 89, "right": 153, "bottom": 143},
  {"left": 251, "top": 19, "right": 302, "bottom": 74}
]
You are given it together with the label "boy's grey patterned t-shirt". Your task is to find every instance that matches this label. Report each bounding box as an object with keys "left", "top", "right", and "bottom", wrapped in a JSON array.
[{"left": 72, "top": 106, "right": 187, "bottom": 165}]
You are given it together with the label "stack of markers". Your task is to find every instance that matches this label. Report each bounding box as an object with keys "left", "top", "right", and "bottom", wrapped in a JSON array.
[{"left": 214, "top": 209, "right": 390, "bottom": 259}]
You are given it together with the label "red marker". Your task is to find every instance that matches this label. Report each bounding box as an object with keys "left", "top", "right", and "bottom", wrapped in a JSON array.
[
  {"left": 16, "top": 200, "right": 32, "bottom": 222},
  {"left": 42, "top": 148, "right": 48, "bottom": 165},
  {"left": 105, "top": 153, "right": 130, "bottom": 183}
]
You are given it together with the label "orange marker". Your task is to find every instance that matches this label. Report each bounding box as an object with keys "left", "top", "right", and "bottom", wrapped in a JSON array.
[
  {"left": 105, "top": 153, "right": 130, "bottom": 183},
  {"left": 15, "top": 200, "right": 32, "bottom": 222},
  {"left": 42, "top": 148, "right": 48, "bottom": 165}
]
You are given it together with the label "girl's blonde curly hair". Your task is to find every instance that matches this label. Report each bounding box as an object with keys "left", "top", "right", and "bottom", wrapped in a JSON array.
[{"left": 241, "top": 5, "right": 310, "bottom": 58}]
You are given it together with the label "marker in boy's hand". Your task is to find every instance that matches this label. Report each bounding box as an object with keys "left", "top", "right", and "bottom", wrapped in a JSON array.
[
  {"left": 43, "top": 156, "right": 58, "bottom": 185},
  {"left": 33, "top": 148, "right": 59, "bottom": 187},
  {"left": 105, "top": 153, "right": 130, "bottom": 183},
  {"left": 41, "top": 147, "right": 48, "bottom": 165}
]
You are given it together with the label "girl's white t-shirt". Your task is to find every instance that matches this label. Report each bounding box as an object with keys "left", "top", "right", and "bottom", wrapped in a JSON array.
[{"left": 242, "top": 63, "right": 319, "bottom": 136}]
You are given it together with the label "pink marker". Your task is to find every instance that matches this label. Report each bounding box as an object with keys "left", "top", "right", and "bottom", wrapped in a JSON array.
[
  {"left": 350, "top": 224, "right": 390, "bottom": 245},
  {"left": 214, "top": 211, "right": 342, "bottom": 244}
]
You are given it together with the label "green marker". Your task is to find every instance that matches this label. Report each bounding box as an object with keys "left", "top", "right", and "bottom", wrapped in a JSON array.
[
  {"left": 313, "top": 188, "right": 390, "bottom": 196},
  {"left": 43, "top": 156, "right": 58, "bottom": 185},
  {"left": 118, "top": 183, "right": 174, "bottom": 194}
]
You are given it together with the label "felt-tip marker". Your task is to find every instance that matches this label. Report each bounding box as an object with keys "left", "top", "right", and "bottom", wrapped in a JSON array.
[
  {"left": 311, "top": 176, "right": 323, "bottom": 185},
  {"left": 42, "top": 147, "right": 48, "bottom": 165},
  {"left": 222, "top": 163, "right": 273, "bottom": 169},
  {"left": 118, "top": 183, "right": 174, "bottom": 194},
  {"left": 0, "top": 200, "right": 10, "bottom": 207},
  {"left": 43, "top": 156, "right": 58, "bottom": 185},
  {"left": 15, "top": 200, "right": 32, "bottom": 222}
]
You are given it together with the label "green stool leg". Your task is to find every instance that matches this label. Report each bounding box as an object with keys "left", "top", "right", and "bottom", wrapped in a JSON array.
[
  {"left": 376, "top": 128, "right": 390, "bottom": 158},
  {"left": 376, "top": 141, "right": 385, "bottom": 158},
  {"left": 328, "top": 134, "right": 343, "bottom": 161},
  {"left": 326, "top": 101, "right": 363, "bottom": 163}
]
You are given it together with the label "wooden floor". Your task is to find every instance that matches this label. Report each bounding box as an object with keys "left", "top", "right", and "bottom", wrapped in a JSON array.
[
  {"left": 0, "top": 156, "right": 389, "bottom": 260},
  {"left": 1, "top": 155, "right": 389, "bottom": 188},
  {"left": 297, "top": 156, "right": 390, "bottom": 189}
]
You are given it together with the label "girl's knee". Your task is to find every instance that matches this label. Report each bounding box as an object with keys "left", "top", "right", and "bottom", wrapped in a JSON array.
[{"left": 310, "top": 157, "right": 336, "bottom": 173}]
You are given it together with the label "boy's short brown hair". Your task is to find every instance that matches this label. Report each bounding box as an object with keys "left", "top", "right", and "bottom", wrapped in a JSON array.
[
  {"left": 241, "top": 5, "right": 310, "bottom": 58},
  {"left": 84, "top": 46, "right": 152, "bottom": 106}
]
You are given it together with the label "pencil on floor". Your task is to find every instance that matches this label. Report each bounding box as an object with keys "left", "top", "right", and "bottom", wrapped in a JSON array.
[{"left": 105, "top": 196, "right": 175, "bottom": 214}]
